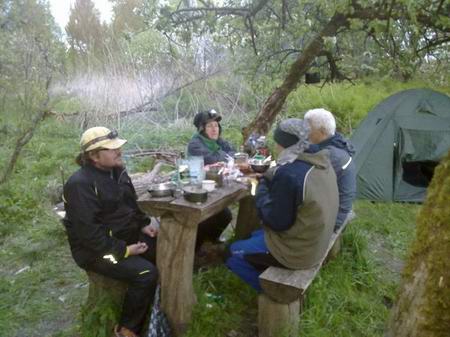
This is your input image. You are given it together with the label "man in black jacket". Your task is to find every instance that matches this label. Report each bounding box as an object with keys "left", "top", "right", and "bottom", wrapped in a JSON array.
[{"left": 63, "top": 127, "right": 158, "bottom": 337}]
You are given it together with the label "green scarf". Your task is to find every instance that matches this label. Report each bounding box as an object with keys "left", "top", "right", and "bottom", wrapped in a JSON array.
[{"left": 198, "top": 133, "right": 220, "bottom": 153}]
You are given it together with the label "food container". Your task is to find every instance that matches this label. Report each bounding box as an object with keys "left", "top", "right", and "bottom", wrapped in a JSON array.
[
  {"left": 183, "top": 185, "right": 208, "bottom": 203},
  {"left": 205, "top": 167, "right": 224, "bottom": 187},
  {"left": 234, "top": 152, "right": 249, "bottom": 165},
  {"left": 249, "top": 158, "right": 270, "bottom": 173},
  {"left": 202, "top": 180, "right": 216, "bottom": 192},
  {"left": 148, "top": 182, "right": 176, "bottom": 198}
]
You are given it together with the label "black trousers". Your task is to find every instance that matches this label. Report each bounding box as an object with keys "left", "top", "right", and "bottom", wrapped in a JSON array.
[
  {"left": 86, "top": 233, "right": 158, "bottom": 334},
  {"left": 196, "top": 207, "right": 232, "bottom": 250}
]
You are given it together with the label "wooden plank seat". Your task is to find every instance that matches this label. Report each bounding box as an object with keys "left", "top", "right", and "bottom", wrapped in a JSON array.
[
  {"left": 257, "top": 222, "right": 348, "bottom": 337},
  {"left": 53, "top": 210, "right": 128, "bottom": 336}
]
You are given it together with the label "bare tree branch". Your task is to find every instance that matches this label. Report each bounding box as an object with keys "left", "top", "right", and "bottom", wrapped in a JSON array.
[
  {"left": 245, "top": 16, "right": 258, "bottom": 55},
  {"left": 249, "top": 0, "right": 270, "bottom": 17},
  {"left": 170, "top": 6, "right": 250, "bottom": 24},
  {"left": 242, "top": 12, "right": 350, "bottom": 139},
  {"left": 417, "top": 36, "right": 450, "bottom": 53}
]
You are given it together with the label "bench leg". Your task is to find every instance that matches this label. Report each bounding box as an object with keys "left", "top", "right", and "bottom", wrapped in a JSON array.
[
  {"left": 82, "top": 272, "right": 127, "bottom": 336},
  {"left": 258, "top": 294, "right": 300, "bottom": 337}
]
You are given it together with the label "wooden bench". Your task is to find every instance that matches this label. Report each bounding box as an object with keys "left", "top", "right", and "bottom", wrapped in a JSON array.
[
  {"left": 53, "top": 208, "right": 128, "bottom": 336},
  {"left": 257, "top": 223, "right": 347, "bottom": 337},
  {"left": 81, "top": 272, "right": 128, "bottom": 336}
]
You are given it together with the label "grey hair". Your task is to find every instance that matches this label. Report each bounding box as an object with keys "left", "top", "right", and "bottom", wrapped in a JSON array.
[{"left": 304, "top": 108, "right": 336, "bottom": 136}]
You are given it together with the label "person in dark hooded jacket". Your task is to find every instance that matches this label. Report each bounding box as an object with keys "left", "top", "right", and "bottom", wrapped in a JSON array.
[
  {"left": 226, "top": 118, "right": 338, "bottom": 291},
  {"left": 187, "top": 109, "right": 236, "bottom": 165},
  {"left": 304, "top": 108, "right": 357, "bottom": 231},
  {"left": 187, "top": 109, "right": 235, "bottom": 251}
]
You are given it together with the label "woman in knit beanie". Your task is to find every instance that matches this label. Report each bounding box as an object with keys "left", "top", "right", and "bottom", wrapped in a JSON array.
[
  {"left": 187, "top": 109, "right": 236, "bottom": 165},
  {"left": 186, "top": 109, "right": 235, "bottom": 257}
]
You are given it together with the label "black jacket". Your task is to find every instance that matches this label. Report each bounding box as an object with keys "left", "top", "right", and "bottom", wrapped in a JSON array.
[
  {"left": 187, "top": 133, "right": 236, "bottom": 165},
  {"left": 62, "top": 164, "right": 150, "bottom": 268}
]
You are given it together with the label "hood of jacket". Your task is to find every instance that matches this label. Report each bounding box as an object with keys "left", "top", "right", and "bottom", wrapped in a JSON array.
[
  {"left": 310, "top": 132, "right": 355, "bottom": 156},
  {"left": 296, "top": 149, "right": 331, "bottom": 169}
]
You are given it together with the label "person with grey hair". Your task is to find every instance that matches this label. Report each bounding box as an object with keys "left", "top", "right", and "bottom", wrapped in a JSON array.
[
  {"left": 226, "top": 118, "right": 339, "bottom": 291},
  {"left": 304, "top": 108, "right": 356, "bottom": 231}
]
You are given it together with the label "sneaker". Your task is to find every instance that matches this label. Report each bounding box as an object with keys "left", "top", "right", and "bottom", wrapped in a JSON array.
[
  {"left": 114, "top": 325, "right": 139, "bottom": 337},
  {"left": 347, "top": 209, "right": 357, "bottom": 222}
]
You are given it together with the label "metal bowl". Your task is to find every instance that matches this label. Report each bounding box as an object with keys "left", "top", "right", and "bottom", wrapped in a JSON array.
[
  {"left": 148, "top": 182, "right": 176, "bottom": 198},
  {"left": 183, "top": 185, "right": 208, "bottom": 203},
  {"left": 249, "top": 159, "right": 270, "bottom": 173}
]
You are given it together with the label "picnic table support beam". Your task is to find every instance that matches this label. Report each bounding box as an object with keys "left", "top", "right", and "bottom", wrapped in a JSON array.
[
  {"left": 258, "top": 294, "right": 301, "bottom": 337},
  {"left": 235, "top": 195, "right": 260, "bottom": 240},
  {"left": 157, "top": 213, "right": 199, "bottom": 336},
  {"left": 137, "top": 182, "right": 249, "bottom": 336}
]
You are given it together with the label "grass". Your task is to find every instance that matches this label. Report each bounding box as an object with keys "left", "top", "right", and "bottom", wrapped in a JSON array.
[
  {"left": 0, "top": 77, "right": 439, "bottom": 336},
  {"left": 298, "top": 200, "right": 418, "bottom": 337}
]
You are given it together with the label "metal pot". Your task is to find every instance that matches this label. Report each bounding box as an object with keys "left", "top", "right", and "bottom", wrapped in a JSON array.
[
  {"left": 148, "top": 182, "right": 176, "bottom": 198},
  {"left": 249, "top": 159, "right": 270, "bottom": 173},
  {"left": 183, "top": 185, "right": 208, "bottom": 203}
]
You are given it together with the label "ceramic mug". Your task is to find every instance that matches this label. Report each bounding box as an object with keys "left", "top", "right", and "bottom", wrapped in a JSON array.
[{"left": 202, "top": 180, "right": 216, "bottom": 192}]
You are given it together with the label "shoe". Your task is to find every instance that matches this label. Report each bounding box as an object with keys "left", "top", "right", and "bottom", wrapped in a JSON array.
[
  {"left": 114, "top": 325, "right": 139, "bottom": 337},
  {"left": 347, "top": 209, "right": 357, "bottom": 222}
]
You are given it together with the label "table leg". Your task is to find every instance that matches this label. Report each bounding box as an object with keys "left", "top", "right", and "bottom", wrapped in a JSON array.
[
  {"left": 235, "top": 195, "right": 261, "bottom": 240},
  {"left": 156, "top": 213, "right": 198, "bottom": 336}
]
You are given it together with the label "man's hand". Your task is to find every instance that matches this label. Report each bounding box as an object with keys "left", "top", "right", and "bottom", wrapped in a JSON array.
[
  {"left": 141, "top": 224, "right": 158, "bottom": 237},
  {"left": 127, "top": 242, "right": 148, "bottom": 256}
]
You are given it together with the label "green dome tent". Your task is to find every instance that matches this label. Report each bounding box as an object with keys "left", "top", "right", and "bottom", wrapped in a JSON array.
[{"left": 351, "top": 88, "right": 450, "bottom": 202}]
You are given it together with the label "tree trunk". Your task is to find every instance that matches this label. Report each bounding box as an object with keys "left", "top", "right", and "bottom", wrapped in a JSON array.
[
  {"left": 0, "top": 109, "right": 50, "bottom": 185},
  {"left": 242, "top": 13, "right": 349, "bottom": 140},
  {"left": 386, "top": 150, "right": 450, "bottom": 337}
]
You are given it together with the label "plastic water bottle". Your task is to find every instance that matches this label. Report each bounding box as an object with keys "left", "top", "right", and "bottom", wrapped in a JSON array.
[{"left": 188, "top": 156, "right": 205, "bottom": 185}]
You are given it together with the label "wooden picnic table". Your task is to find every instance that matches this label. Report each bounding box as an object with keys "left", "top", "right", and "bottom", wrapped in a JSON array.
[{"left": 137, "top": 181, "right": 259, "bottom": 336}]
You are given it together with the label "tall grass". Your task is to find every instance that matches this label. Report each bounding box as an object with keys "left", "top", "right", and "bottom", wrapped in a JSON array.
[{"left": 286, "top": 78, "right": 450, "bottom": 134}]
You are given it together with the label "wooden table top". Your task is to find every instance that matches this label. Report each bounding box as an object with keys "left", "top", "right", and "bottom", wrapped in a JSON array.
[{"left": 137, "top": 181, "right": 249, "bottom": 220}]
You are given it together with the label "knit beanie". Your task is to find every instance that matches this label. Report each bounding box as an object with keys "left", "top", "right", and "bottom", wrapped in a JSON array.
[
  {"left": 273, "top": 118, "right": 310, "bottom": 149},
  {"left": 193, "top": 109, "right": 222, "bottom": 132}
]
